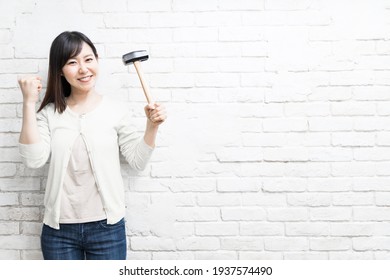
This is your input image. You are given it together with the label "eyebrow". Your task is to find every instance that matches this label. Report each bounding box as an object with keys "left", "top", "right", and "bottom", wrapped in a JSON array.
[{"left": 69, "top": 54, "right": 94, "bottom": 59}]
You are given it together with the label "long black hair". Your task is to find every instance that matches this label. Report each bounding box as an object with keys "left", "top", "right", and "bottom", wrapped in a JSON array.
[{"left": 38, "top": 31, "right": 98, "bottom": 113}]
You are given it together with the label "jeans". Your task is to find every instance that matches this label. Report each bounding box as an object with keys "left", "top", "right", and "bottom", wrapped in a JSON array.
[{"left": 41, "top": 218, "right": 126, "bottom": 260}]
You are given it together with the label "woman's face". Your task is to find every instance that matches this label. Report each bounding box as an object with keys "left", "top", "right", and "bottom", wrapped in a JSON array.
[{"left": 61, "top": 42, "right": 98, "bottom": 95}]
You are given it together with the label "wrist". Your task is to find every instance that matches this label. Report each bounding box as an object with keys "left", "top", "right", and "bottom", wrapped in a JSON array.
[
  {"left": 23, "top": 101, "right": 37, "bottom": 109},
  {"left": 146, "top": 120, "right": 159, "bottom": 130}
]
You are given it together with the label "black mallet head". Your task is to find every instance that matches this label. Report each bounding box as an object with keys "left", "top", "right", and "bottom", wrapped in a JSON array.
[{"left": 122, "top": 50, "right": 149, "bottom": 65}]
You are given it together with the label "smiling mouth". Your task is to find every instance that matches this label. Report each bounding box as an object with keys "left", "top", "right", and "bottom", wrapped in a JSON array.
[{"left": 78, "top": 75, "right": 93, "bottom": 82}]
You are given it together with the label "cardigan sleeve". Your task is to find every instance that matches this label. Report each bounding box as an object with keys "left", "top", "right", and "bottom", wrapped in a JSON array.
[
  {"left": 116, "top": 111, "right": 154, "bottom": 171},
  {"left": 18, "top": 107, "right": 51, "bottom": 169}
]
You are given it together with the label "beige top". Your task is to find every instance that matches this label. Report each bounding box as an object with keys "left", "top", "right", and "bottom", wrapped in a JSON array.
[{"left": 59, "top": 135, "right": 106, "bottom": 223}]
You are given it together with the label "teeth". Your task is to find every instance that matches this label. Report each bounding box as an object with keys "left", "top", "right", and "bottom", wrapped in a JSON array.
[{"left": 79, "top": 75, "right": 92, "bottom": 81}]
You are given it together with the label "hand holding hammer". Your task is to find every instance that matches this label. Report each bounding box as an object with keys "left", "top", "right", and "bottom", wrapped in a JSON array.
[{"left": 122, "top": 50, "right": 167, "bottom": 125}]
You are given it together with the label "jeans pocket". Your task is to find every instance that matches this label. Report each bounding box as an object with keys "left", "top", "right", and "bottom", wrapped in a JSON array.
[{"left": 98, "top": 218, "right": 125, "bottom": 229}]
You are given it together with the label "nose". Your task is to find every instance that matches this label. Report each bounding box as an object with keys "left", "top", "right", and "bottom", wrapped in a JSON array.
[{"left": 78, "top": 63, "right": 88, "bottom": 73}]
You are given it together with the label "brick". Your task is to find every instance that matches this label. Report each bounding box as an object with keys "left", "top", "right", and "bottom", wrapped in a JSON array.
[
  {"left": 310, "top": 86, "right": 352, "bottom": 101},
  {"left": 264, "top": 237, "right": 308, "bottom": 251},
  {"left": 196, "top": 222, "right": 239, "bottom": 236},
  {"left": 286, "top": 222, "right": 329, "bottom": 236},
  {"left": 240, "top": 222, "right": 284, "bottom": 236},
  {"left": 176, "top": 237, "right": 220, "bottom": 251},
  {"left": 333, "top": 192, "right": 374, "bottom": 206},
  {"left": 0, "top": 235, "right": 40, "bottom": 249},
  {"left": 331, "top": 223, "right": 374, "bottom": 237},
  {"left": 310, "top": 238, "right": 351, "bottom": 251},
  {"left": 331, "top": 102, "right": 376, "bottom": 116},
  {"left": 162, "top": 178, "right": 216, "bottom": 193},
  {"left": 0, "top": 104, "right": 16, "bottom": 118},
  {"left": 195, "top": 73, "right": 239, "bottom": 88},
  {"left": 329, "top": 252, "right": 373, "bottom": 260},
  {"left": 128, "top": 28, "right": 173, "bottom": 43},
  {"left": 129, "top": 177, "right": 169, "bottom": 192},
  {"left": 21, "top": 250, "right": 43, "bottom": 260},
  {"left": 284, "top": 252, "right": 328, "bottom": 260},
  {"left": 263, "top": 118, "right": 308, "bottom": 132},
  {"left": 354, "top": 207, "right": 390, "bottom": 221},
  {"left": 127, "top": 251, "right": 152, "bottom": 260},
  {"left": 197, "top": 194, "right": 240, "bottom": 207},
  {"left": 0, "top": 119, "right": 22, "bottom": 133},
  {"left": 262, "top": 178, "right": 306, "bottom": 192},
  {"left": 221, "top": 237, "right": 264, "bottom": 250},
  {"left": 219, "top": 0, "right": 264, "bottom": 11},
  {"left": 153, "top": 252, "right": 194, "bottom": 260},
  {"left": 151, "top": 13, "right": 194, "bottom": 28},
  {"left": 0, "top": 207, "right": 40, "bottom": 221},
  {"left": 310, "top": 207, "right": 352, "bottom": 221},
  {"left": 265, "top": 0, "right": 311, "bottom": 10},
  {"left": 0, "top": 178, "right": 40, "bottom": 191},
  {"left": 104, "top": 13, "right": 149, "bottom": 28},
  {"left": 219, "top": 27, "right": 266, "bottom": 42},
  {"left": 171, "top": 88, "right": 219, "bottom": 103},
  {"left": 195, "top": 12, "right": 241, "bottom": 27},
  {"left": 307, "top": 178, "right": 352, "bottom": 192},
  {"left": 82, "top": 0, "right": 127, "bottom": 12},
  {"left": 195, "top": 251, "right": 237, "bottom": 260},
  {"left": 174, "top": 27, "right": 218, "bottom": 42},
  {"left": 288, "top": 193, "right": 332, "bottom": 207},
  {"left": 0, "top": 133, "right": 19, "bottom": 147},
  {"left": 175, "top": 207, "right": 219, "bottom": 222},
  {"left": 309, "top": 117, "right": 354, "bottom": 132},
  {"left": 0, "top": 29, "right": 12, "bottom": 44},
  {"left": 308, "top": 148, "right": 353, "bottom": 162},
  {"left": 0, "top": 222, "right": 19, "bottom": 234},
  {"left": 0, "top": 89, "right": 23, "bottom": 103},
  {"left": 0, "top": 193, "right": 18, "bottom": 206},
  {"left": 264, "top": 147, "right": 308, "bottom": 162},
  {"left": 130, "top": 237, "right": 175, "bottom": 251},
  {"left": 172, "top": 0, "right": 218, "bottom": 11},
  {"left": 0, "top": 59, "right": 38, "bottom": 74},
  {"left": 0, "top": 163, "right": 17, "bottom": 176},
  {"left": 221, "top": 208, "right": 266, "bottom": 221},
  {"left": 150, "top": 73, "right": 195, "bottom": 88},
  {"left": 268, "top": 208, "right": 308, "bottom": 222},
  {"left": 0, "top": 45, "right": 13, "bottom": 58},
  {"left": 216, "top": 147, "right": 263, "bottom": 162},
  {"left": 377, "top": 132, "right": 390, "bottom": 146},
  {"left": 331, "top": 162, "right": 376, "bottom": 177},
  {"left": 354, "top": 148, "right": 390, "bottom": 161},
  {"left": 285, "top": 163, "right": 331, "bottom": 177},
  {"left": 20, "top": 193, "right": 44, "bottom": 206},
  {"left": 284, "top": 102, "right": 330, "bottom": 117},
  {"left": 20, "top": 222, "right": 42, "bottom": 235},
  {"left": 0, "top": 250, "right": 20, "bottom": 260},
  {"left": 239, "top": 104, "right": 283, "bottom": 118},
  {"left": 353, "top": 237, "right": 390, "bottom": 251},
  {"left": 217, "top": 178, "right": 261, "bottom": 192},
  {"left": 242, "top": 193, "right": 286, "bottom": 207},
  {"left": 332, "top": 132, "right": 375, "bottom": 147}
]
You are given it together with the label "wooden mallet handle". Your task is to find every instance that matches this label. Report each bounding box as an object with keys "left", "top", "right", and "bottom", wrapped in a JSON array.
[{"left": 133, "top": 61, "right": 152, "bottom": 104}]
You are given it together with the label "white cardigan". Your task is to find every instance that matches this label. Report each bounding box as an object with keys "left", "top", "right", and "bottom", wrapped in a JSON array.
[{"left": 19, "top": 96, "right": 154, "bottom": 229}]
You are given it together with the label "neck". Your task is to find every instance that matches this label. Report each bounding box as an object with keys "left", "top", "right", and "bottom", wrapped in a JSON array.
[{"left": 67, "top": 89, "right": 97, "bottom": 105}]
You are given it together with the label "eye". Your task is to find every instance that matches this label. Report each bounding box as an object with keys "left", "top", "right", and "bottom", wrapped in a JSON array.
[
  {"left": 67, "top": 60, "right": 77, "bottom": 65},
  {"left": 86, "top": 57, "right": 94, "bottom": 62}
]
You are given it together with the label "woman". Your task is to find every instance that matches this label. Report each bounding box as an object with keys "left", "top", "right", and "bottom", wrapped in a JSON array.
[{"left": 18, "top": 31, "right": 166, "bottom": 260}]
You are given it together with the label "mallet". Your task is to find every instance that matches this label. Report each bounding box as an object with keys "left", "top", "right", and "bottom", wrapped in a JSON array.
[{"left": 122, "top": 50, "right": 153, "bottom": 104}]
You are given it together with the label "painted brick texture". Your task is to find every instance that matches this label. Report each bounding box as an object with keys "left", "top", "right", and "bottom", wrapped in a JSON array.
[{"left": 1, "top": 0, "right": 390, "bottom": 260}]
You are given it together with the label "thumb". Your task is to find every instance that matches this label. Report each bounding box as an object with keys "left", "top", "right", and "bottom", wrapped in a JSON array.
[{"left": 147, "top": 103, "right": 156, "bottom": 110}]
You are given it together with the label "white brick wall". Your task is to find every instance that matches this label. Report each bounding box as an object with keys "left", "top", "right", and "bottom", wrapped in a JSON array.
[{"left": 1, "top": 0, "right": 390, "bottom": 260}]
